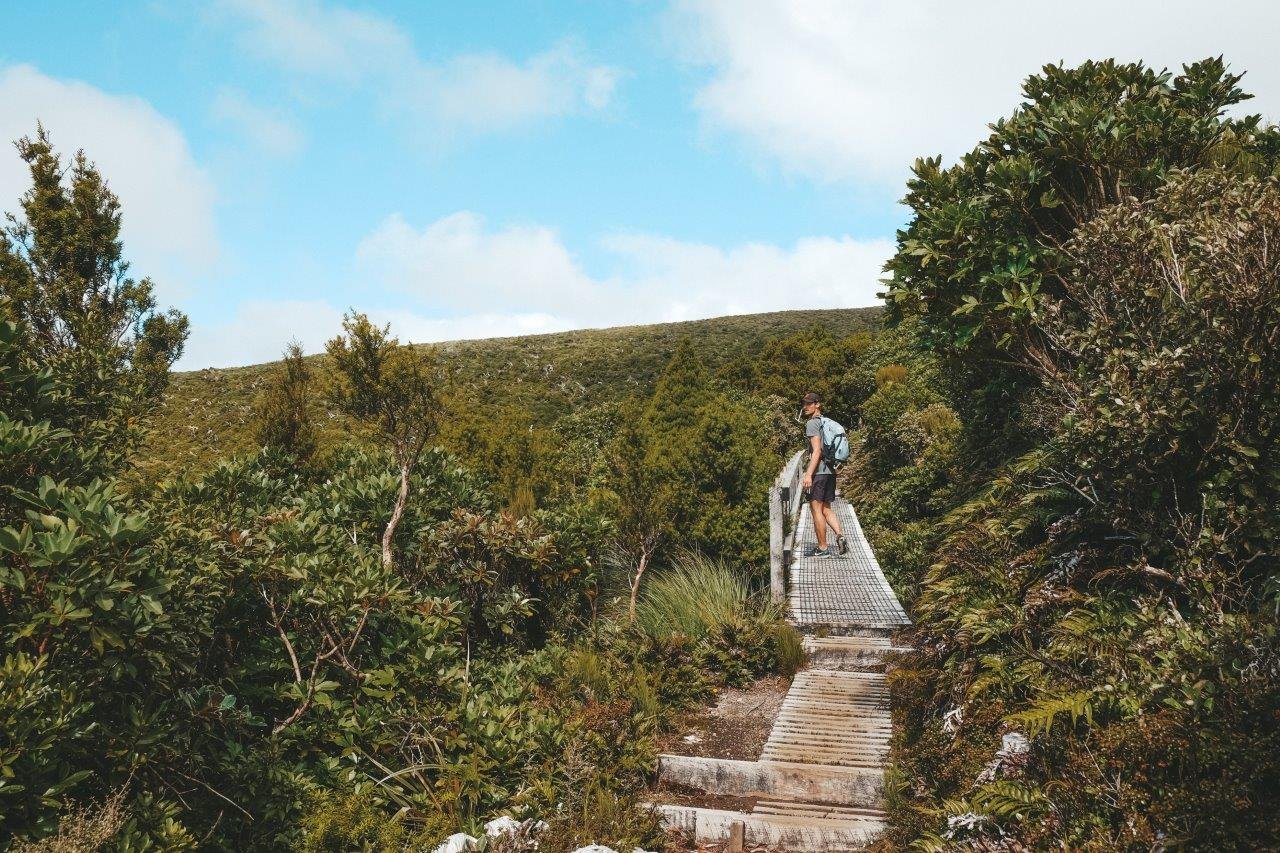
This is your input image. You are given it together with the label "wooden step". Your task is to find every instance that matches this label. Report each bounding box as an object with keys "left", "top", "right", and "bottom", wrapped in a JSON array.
[
  {"left": 655, "top": 803, "right": 885, "bottom": 851},
  {"left": 803, "top": 636, "right": 914, "bottom": 671},
  {"left": 656, "top": 755, "right": 883, "bottom": 807}
]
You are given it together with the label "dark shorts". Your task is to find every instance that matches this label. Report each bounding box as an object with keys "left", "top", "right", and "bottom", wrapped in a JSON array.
[{"left": 809, "top": 473, "right": 836, "bottom": 504}]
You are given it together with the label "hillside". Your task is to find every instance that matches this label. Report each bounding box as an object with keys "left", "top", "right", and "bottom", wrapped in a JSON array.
[{"left": 136, "top": 307, "right": 881, "bottom": 482}]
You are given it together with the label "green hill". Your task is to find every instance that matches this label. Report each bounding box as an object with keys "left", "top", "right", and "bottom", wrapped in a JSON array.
[{"left": 137, "top": 307, "right": 881, "bottom": 482}]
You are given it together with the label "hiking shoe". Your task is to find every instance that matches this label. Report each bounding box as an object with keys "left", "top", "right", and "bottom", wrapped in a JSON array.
[
  {"left": 836, "top": 534, "right": 849, "bottom": 555},
  {"left": 805, "top": 546, "right": 832, "bottom": 559}
]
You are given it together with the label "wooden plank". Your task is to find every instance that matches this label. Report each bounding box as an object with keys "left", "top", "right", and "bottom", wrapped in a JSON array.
[{"left": 656, "top": 755, "right": 883, "bottom": 807}]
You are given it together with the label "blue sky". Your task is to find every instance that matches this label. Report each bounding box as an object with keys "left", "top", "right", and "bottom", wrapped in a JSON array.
[{"left": 2, "top": 1, "right": 1276, "bottom": 368}]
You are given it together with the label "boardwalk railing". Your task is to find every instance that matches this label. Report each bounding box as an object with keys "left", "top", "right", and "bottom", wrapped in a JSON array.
[{"left": 768, "top": 449, "right": 806, "bottom": 602}]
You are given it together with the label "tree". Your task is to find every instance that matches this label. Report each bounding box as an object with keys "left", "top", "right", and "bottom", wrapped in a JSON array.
[
  {"left": 256, "top": 340, "right": 318, "bottom": 461},
  {"left": 0, "top": 127, "right": 188, "bottom": 475},
  {"left": 643, "top": 337, "right": 708, "bottom": 447},
  {"left": 603, "top": 412, "right": 674, "bottom": 621},
  {"left": 0, "top": 132, "right": 191, "bottom": 835},
  {"left": 326, "top": 312, "right": 441, "bottom": 568},
  {"left": 883, "top": 58, "right": 1279, "bottom": 447}
]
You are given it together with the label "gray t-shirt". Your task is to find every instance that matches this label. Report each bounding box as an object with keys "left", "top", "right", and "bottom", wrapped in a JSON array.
[{"left": 805, "top": 416, "right": 832, "bottom": 476}]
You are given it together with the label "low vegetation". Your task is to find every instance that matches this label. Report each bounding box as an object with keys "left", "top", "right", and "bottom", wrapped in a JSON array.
[{"left": 135, "top": 307, "right": 878, "bottom": 485}]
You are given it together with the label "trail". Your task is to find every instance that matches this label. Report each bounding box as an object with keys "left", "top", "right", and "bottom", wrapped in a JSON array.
[{"left": 654, "top": 457, "right": 910, "bottom": 851}]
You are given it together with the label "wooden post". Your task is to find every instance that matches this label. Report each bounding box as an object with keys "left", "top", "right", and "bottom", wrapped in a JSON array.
[
  {"left": 770, "top": 450, "right": 805, "bottom": 605},
  {"left": 727, "top": 819, "right": 745, "bottom": 852},
  {"left": 769, "top": 483, "right": 784, "bottom": 602}
]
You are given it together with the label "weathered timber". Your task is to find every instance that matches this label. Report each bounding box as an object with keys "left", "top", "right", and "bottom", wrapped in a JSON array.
[
  {"left": 656, "top": 471, "right": 911, "bottom": 851},
  {"left": 657, "top": 755, "right": 883, "bottom": 807}
]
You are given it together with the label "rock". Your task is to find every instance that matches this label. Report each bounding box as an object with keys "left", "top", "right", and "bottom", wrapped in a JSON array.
[
  {"left": 570, "top": 846, "right": 617, "bottom": 853},
  {"left": 999, "top": 731, "right": 1029, "bottom": 756},
  {"left": 485, "top": 816, "right": 522, "bottom": 837},
  {"left": 432, "top": 832, "right": 478, "bottom": 853}
]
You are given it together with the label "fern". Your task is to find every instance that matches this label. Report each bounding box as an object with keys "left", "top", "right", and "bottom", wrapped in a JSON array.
[
  {"left": 1006, "top": 689, "right": 1101, "bottom": 737},
  {"left": 972, "top": 780, "right": 1051, "bottom": 820}
]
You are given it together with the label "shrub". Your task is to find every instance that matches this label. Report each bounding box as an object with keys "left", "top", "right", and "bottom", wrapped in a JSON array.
[
  {"left": 875, "top": 363, "right": 908, "bottom": 387},
  {"left": 255, "top": 340, "right": 317, "bottom": 461},
  {"left": 297, "top": 788, "right": 418, "bottom": 852},
  {"left": 873, "top": 61, "right": 1280, "bottom": 849},
  {"left": 9, "top": 790, "right": 128, "bottom": 853}
]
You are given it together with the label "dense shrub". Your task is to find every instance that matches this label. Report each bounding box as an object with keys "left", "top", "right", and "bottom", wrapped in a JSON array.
[{"left": 862, "top": 59, "right": 1280, "bottom": 849}]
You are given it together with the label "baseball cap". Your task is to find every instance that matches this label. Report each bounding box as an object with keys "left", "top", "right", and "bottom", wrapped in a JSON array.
[{"left": 800, "top": 392, "right": 821, "bottom": 404}]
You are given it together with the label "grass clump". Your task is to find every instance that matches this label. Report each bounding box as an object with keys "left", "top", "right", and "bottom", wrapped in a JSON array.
[
  {"left": 634, "top": 551, "right": 750, "bottom": 639},
  {"left": 633, "top": 551, "right": 806, "bottom": 686}
]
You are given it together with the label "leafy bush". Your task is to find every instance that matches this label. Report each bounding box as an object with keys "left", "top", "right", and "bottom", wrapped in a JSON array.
[
  {"left": 866, "top": 58, "right": 1280, "bottom": 849},
  {"left": 255, "top": 340, "right": 317, "bottom": 461}
]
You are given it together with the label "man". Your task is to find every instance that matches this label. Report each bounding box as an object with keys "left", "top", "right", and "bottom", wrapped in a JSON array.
[{"left": 800, "top": 391, "right": 848, "bottom": 557}]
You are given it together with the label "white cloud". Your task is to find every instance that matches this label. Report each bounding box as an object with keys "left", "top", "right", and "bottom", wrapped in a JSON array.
[
  {"left": 602, "top": 232, "right": 892, "bottom": 322},
  {"left": 356, "top": 212, "right": 599, "bottom": 316},
  {"left": 360, "top": 211, "right": 891, "bottom": 325},
  {"left": 181, "top": 210, "right": 890, "bottom": 369},
  {"left": 219, "top": 0, "right": 618, "bottom": 136},
  {"left": 177, "top": 298, "right": 568, "bottom": 369},
  {"left": 402, "top": 45, "right": 621, "bottom": 134},
  {"left": 356, "top": 211, "right": 890, "bottom": 326},
  {"left": 220, "top": 0, "right": 412, "bottom": 80},
  {"left": 671, "top": 0, "right": 1280, "bottom": 185},
  {"left": 0, "top": 64, "right": 218, "bottom": 297},
  {"left": 180, "top": 299, "right": 343, "bottom": 369},
  {"left": 211, "top": 89, "right": 303, "bottom": 156}
]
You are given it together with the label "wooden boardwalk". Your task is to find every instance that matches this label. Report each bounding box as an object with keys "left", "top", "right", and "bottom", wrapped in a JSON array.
[
  {"left": 655, "top": 476, "right": 911, "bottom": 851},
  {"left": 789, "top": 500, "right": 909, "bottom": 634}
]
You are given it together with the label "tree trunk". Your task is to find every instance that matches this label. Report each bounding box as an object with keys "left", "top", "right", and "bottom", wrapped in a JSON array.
[
  {"left": 628, "top": 550, "right": 649, "bottom": 622},
  {"left": 382, "top": 460, "right": 411, "bottom": 568}
]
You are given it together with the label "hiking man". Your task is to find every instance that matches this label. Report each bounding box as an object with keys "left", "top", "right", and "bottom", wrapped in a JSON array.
[{"left": 801, "top": 391, "right": 848, "bottom": 557}]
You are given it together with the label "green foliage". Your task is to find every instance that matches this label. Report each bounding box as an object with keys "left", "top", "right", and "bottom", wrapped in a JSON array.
[
  {"left": 874, "top": 363, "right": 908, "bottom": 387},
  {"left": 255, "top": 340, "right": 317, "bottom": 461},
  {"left": 633, "top": 551, "right": 749, "bottom": 639},
  {"left": 326, "top": 312, "right": 443, "bottom": 567},
  {"left": 297, "top": 787, "right": 422, "bottom": 852},
  {"left": 326, "top": 312, "right": 441, "bottom": 468},
  {"left": 1039, "top": 168, "right": 1280, "bottom": 582},
  {"left": 0, "top": 299, "right": 182, "bottom": 840},
  {"left": 0, "top": 128, "right": 188, "bottom": 478},
  {"left": 137, "top": 308, "right": 880, "bottom": 483},
  {"left": 634, "top": 551, "right": 803, "bottom": 685},
  {"left": 866, "top": 59, "right": 1280, "bottom": 850},
  {"left": 884, "top": 57, "right": 1277, "bottom": 359}
]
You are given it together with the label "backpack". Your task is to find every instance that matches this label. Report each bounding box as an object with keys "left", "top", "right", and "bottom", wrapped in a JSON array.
[{"left": 819, "top": 416, "right": 850, "bottom": 466}]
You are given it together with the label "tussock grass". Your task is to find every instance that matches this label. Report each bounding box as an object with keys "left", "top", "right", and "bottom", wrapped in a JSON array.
[
  {"left": 634, "top": 551, "right": 752, "bottom": 639},
  {"left": 634, "top": 550, "right": 797, "bottom": 639},
  {"left": 769, "top": 621, "right": 806, "bottom": 676}
]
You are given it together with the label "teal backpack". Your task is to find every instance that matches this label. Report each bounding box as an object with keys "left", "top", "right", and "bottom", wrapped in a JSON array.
[{"left": 819, "top": 416, "right": 850, "bottom": 466}]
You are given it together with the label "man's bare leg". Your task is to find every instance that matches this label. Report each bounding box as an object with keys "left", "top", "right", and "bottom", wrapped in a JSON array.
[
  {"left": 811, "top": 499, "right": 830, "bottom": 551},
  {"left": 821, "top": 503, "right": 843, "bottom": 539}
]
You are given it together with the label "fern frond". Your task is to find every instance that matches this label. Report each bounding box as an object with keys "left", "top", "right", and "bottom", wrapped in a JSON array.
[{"left": 1006, "top": 689, "right": 1100, "bottom": 737}]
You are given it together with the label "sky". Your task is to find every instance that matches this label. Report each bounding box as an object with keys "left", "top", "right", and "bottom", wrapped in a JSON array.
[{"left": 2, "top": 1, "right": 1277, "bottom": 369}]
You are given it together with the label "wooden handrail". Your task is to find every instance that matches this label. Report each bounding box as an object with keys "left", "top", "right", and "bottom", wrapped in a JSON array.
[{"left": 769, "top": 449, "right": 806, "bottom": 602}]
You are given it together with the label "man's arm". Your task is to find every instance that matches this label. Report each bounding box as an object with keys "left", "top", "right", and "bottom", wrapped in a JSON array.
[{"left": 803, "top": 432, "right": 822, "bottom": 488}]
